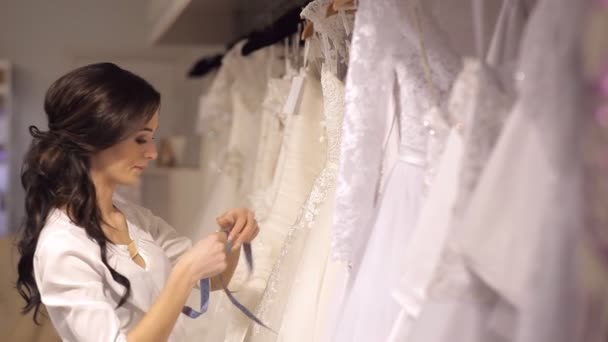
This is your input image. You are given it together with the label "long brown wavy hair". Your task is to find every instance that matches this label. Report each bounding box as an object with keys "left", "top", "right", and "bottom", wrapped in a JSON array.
[{"left": 16, "top": 62, "right": 160, "bottom": 323}]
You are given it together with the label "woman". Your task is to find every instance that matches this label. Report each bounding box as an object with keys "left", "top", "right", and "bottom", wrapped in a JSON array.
[{"left": 15, "top": 62, "right": 259, "bottom": 341}]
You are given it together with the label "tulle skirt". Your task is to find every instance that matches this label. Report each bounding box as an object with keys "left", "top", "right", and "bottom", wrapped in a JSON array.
[{"left": 330, "top": 156, "right": 426, "bottom": 342}]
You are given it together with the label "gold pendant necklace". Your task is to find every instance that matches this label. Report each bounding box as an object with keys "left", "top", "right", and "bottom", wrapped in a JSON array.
[{"left": 127, "top": 240, "right": 140, "bottom": 260}]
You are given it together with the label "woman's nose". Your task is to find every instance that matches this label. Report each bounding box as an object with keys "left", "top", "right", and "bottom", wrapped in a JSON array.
[{"left": 144, "top": 141, "right": 158, "bottom": 160}]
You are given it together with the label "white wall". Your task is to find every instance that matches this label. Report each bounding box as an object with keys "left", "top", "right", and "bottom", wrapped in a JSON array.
[{"left": 0, "top": 0, "right": 220, "bottom": 231}]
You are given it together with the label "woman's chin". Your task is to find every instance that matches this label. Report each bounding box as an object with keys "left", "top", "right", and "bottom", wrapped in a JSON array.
[{"left": 118, "top": 175, "right": 141, "bottom": 186}]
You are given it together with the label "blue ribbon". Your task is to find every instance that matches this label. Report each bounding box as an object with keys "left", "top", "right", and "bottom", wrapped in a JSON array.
[
  {"left": 181, "top": 278, "right": 210, "bottom": 318},
  {"left": 181, "top": 236, "right": 273, "bottom": 331}
]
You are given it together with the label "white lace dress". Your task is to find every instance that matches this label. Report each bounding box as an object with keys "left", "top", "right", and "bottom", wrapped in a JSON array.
[
  {"left": 331, "top": 0, "right": 402, "bottom": 269},
  {"left": 331, "top": 0, "right": 459, "bottom": 273},
  {"left": 388, "top": 0, "right": 529, "bottom": 327},
  {"left": 247, "top": 64, "right": 345, "bottom": 342},
  {"left": 242, "top": 2, "right": 352, "bottom": 341},
  {"left": 388, "top": 60, "right": 485, "bottom": 340},
  {"left": 407, "top": 0, "right": 586, "bottom": 341},
  {"left": 400, "top": 59, "right": 513, "bottom": 342},
  {"left": 329, "top": 2, "right": 460, "bottom": 341},
  {"left": 185, "top": 42, "right": 282, "bottom": 242},
  {"left": 201, "top": 67, "right": 326, "bottom": 342},
  {"left": 183, "top": 43, "right": 283, "bottom": 341},
  {"left": 249, "top": 73, "right": 298, "bottom": 222}
]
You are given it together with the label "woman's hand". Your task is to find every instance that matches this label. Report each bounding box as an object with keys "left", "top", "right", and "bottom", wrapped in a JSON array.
[
  {"left": 216, "top": 208, "right": 260, "bottom": 251},
  {"left": 178, "top": 232, "right": 228, "bottom": 285}
]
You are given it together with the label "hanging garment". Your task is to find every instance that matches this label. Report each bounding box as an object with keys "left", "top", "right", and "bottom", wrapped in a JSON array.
[
  {"left": 396, "top": 58, "right": 513, "bottom": 342},
  {"left": 512, "top": 0, "right": 585, "bottom": 341},
  {"left": 247, "top": 64, "right": 344, "bottom": 342},
  {"left": 331, "top": 0, "right": 459, "bottom": 275},
  {"left": 183, "top": 43, "right": 283, "bottom": 341},
  {"left": 330, "top": 2, "right": 460, "bottom": 341},
  {"left": 388, "top": 0, "right": 527, "bottom": 331},
  {"left": 384, "top": 2, "right": 526, "bottom": 335},
  {"left": 249, "top": 74, "right": 299, "bottom": 222},
  {"left": 401, "top": 0, "right": 528, "bottom": 340},
  {"left": 386, "top": 101, "right": 465, "bottom": 340},
  {"left": 330, "top": 0, "right": 401, "bottom": 268},
  {"left": 195, "top": 56, "right": 235, "bottom": 220},
  {"left": 249, "top": 77, "right": 291, "bottom": 208},
  {"left": 457, "top": 0, "right": 578, "bottom": 318},
  {"left": 186, "top": 42, "right": 283, "bottom": 242},
  {"left": 300, "top": 0, "right": 353, "bottom": 80},
  {"left": 196, "top": 114, "right": 232, "bottom": 211},
  {"left": 240, "top": 2, "right": 352, "bottom": 341},
  {"left": 407, "top": 0, "right": 586, "bottom": 340},
  {"left": 187, "top": 75, "right": 292, "bottom": 342},
  {"left": 241, "top": 68, "right": 326, "bottom": 342},
  {"left": 195, "top": 67, "right": 326, "bottom": 342}
]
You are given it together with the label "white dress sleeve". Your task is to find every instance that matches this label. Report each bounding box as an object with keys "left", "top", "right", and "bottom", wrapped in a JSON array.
[{"left": 34, "top": 230, "right": 128, "bottom": 342}]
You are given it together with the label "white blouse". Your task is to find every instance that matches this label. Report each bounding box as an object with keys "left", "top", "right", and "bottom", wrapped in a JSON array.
[{"left": 34, "top": 196, "right": 193, "bottom": 342}]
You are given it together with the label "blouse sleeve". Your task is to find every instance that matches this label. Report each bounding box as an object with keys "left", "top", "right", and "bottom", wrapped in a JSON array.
[
  {"left": 145, "top": 209, "right": 193, "bottom": 266},
  {"left": 34, "top": 230, "right": 128, "bottom": 342}
]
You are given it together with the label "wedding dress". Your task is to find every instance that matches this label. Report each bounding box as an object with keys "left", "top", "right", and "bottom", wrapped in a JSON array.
[
  {"left": 250, "top": 77, "right": 291, "bottom": 200},
  {"left": 196, "top": 66, "right": 326, "bottom": 342},
  {"left": 182, "top": 43, "right": 283, "bottom": 341},
  {"left": 388, "top": 0, "right": 526, "bottom": 338},
  {"left": 331, "top": 0, "right": 459, "bottom": 274},
  {"left": 248, "top": 64, "right": 345, "bottom": 342},
  {"left": 197, "top": 114, "right": 232, "bottom": 196},
  {"left": 329, "top": 2, "right": 460, "bottom": 341},
  {"left": 250, "top": 65, "right": 300, "bottom": 222},
  {"left": 242, "top": 1, "right": 352, "bottom": 341},
  {"left": 457, "top": 0, "right": 576, "bottom": 316},
  {"left": 512, "top": 0, "right": 585, "bottom": 341},
  {"left": 398, "top": 58, "right": 513, "bottom": 342},
  {"left": 387, "top": 75, "right": 466, "bottom": 341},
  {"left": 194, "top": 57, "right": 235, "bottom": 225},
  {"left": 406, "top": 0, "right": 586, "bottom": 340},
  {"left": 398, "top": 2, "right": 526, "bottom": 341},
  {"left": 185, "top": 42, "right": 282, "bottom": 242},
  {"left": 331, "top": 0, "right": 403, "bottom": 268}
]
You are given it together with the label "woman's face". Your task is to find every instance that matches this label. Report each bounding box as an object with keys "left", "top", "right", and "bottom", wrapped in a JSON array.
[{"left": 90, "top": 112, "right": 159, "bottom": 186}]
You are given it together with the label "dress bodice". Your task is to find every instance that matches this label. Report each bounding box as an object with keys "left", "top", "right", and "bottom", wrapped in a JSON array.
[
  {"left": 331, "top": 0, "right": 459, "bottom": 266},
  {"left": 301, "top": 0, "right": 355, "bottom": 79}
]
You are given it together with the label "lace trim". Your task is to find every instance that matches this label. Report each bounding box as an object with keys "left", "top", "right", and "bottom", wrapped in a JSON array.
[
  {"left": 331, "top": 0, "right": 459, "bottom": 265},
  {"left": 252, "top": 69, "right": 345, "bottom": 335},
  {"left": 301, "top": 0, "right": 354, "bottom": 78}
]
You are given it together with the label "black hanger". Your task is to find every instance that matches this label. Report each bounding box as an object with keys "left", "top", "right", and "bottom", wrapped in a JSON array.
[
  {"left": 240, "top": 6, "right": 305, "bottom": 56},
  {"left": 187, "top": 53, "right": 224, "bottom": 78},
  {"left": 188, "top": 2, "right": 310, "bottom": 78}
]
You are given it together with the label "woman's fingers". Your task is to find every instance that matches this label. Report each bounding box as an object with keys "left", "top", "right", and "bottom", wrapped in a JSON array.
[
  {"left": 235, "top": 210, "right": 257, "bottom": 247},
  {"left": 216, "top": 208, "right": 260, "bottom": 250}
]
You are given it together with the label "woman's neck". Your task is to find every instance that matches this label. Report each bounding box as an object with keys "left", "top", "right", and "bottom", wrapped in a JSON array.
[{"left": 90, "top": 170, "right": 117, "bottom": 219}]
